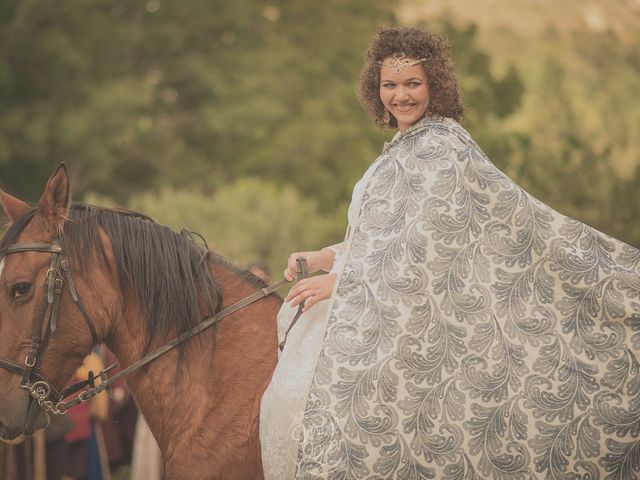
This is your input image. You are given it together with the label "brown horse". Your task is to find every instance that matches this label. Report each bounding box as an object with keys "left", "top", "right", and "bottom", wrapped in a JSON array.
[{"left": 0, "top": 164, "right": 281, "bottom": 479}]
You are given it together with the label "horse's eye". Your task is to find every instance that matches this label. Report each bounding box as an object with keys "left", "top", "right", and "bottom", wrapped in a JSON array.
[{"left": 12, "top": 282, "right": 32, "bottom": 299}]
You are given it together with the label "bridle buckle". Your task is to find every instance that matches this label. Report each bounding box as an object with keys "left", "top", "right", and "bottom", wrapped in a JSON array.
[{"left": 25, "top": 354, "right": 36, "bottom": 368}]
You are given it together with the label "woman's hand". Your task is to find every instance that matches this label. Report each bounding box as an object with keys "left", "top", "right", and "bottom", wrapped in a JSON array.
[
  {"left": 286, "top": 273, "right": 337, "bottom": 312},
  {"left": 283, "top": 249, "right": 336, "bottom": 281}
]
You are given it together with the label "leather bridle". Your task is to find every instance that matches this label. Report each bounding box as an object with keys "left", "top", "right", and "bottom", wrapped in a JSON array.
[
  {"left": 0, "top": 237, "right": 98, "bottom": 415},
  {"left": 0, "top": 237, "right": 306, "bottom": 416}
]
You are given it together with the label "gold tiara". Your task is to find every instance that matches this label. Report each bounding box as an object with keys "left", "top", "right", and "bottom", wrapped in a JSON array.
[{"left": 378, "top": 53, "right": 427, "bottom": 73}]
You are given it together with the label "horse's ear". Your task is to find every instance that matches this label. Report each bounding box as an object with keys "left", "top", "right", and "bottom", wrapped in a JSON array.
[
  {"left": 0, "top": 189, "right": 31, "bottom": 223},
  {"left": 36, "top": 163, "right": 71, "bottom": 232}
]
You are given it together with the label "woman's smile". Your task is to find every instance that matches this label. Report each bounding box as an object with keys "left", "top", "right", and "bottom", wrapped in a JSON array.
[{"left": 393, "top": 103, "right": 417, "bottom": 112}]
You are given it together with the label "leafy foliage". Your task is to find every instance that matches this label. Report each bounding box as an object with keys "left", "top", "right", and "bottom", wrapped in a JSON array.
[
  {"left": 0, "top": 0, "right": 394, "bottom": 207},
  {"left": 86, "top": 178, "right": 344, "bottom": 279}
]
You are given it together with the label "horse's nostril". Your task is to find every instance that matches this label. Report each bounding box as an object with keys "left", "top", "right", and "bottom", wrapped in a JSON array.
[
  {"left": 1, "top": 434, "right": 27, "bottom": 445},
  {"left": 0, "top": 421, "right": 26, "bottom": 445}
]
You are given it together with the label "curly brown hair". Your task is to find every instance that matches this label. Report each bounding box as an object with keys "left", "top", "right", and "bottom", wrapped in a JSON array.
[{"left": 358, "top": 27, "right": 464, "bottom": 128}]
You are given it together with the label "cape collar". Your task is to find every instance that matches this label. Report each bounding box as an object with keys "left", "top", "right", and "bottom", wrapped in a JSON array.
[{"left": 382, "top": 115, "right": 447, "bottom": 153}]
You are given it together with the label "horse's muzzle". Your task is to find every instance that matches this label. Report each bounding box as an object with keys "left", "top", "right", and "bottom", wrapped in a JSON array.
[{"left": 0, "top": 389, "right": 49, "bottom": 443}]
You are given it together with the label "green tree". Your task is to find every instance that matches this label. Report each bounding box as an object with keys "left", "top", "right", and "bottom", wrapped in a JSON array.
[
  {"left": 501, "top": 30, "right": 640, "bottom": 247},
  {"left": 0, "top": 0, "right": 395, "bottom": 209},
  {"left": 87, "top": 178, "right": 344, "bottom": 278},
  {"left": 439, "top": 22, "right": 526, "bottom": 173}
]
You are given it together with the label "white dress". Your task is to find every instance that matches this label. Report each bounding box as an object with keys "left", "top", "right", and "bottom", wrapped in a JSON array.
[{"left": 259, "top": 147, "right": 392, "bottom": 479}]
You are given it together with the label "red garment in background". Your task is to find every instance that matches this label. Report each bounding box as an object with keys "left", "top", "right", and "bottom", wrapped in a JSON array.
[{"left": 64, "top": 376, "right": 92, "bottom": 443}]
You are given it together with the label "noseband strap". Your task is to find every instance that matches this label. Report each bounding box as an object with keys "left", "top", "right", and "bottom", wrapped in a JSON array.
[{"left": 0, "top": 354, "right": 62, "bottom": 388}]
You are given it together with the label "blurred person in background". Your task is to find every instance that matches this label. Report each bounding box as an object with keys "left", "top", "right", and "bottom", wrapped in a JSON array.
[
  {"left": 99, "top": 348, "right": 137, "bottom": 479},
  {"left": 60, "top": 352, "right": 110, "bottom": 480},
  {"left": 130, "top": 414, "right": 162, "bottom": 480}
]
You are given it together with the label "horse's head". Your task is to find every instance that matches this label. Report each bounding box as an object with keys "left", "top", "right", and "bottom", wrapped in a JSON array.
[{"left": 0, "top": 165, "right": 98, "bottom": 443}]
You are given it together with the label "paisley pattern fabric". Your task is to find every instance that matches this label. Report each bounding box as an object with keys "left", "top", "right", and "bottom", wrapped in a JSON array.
[{"left": 292, "top": 116, "right": 640, "bottom": 479}]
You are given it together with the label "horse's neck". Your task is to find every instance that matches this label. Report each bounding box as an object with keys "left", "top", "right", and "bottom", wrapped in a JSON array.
[{"left": 107, "top": 261, "right": 280, "bottom": 469}]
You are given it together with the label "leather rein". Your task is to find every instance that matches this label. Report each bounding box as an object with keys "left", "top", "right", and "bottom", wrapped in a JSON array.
[{"left": 0, "top": 237, "right": 307, "bottom": 416}]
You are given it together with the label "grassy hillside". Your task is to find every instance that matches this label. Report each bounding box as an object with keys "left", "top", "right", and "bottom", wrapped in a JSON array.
[{"left": 398, "top": 0, "right": 640, "bottom": 42}]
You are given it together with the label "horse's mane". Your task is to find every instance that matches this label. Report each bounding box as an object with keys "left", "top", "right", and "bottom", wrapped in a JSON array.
[{"left": 1, "top": 202, "right": 267, "bottom": 350}]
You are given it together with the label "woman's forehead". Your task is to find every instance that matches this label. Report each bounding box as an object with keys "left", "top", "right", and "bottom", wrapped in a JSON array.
[{"left": 380, "top": 62, "right": 426, "bottom": 81}]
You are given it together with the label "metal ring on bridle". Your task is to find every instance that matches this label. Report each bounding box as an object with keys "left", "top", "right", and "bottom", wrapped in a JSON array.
[
  {"left": 53, "top": 402, "right": 69, "bottom": 415},
  {"left": 30, "top": 380, "right": 51, "bottom": 401},
  {"left": 27, "top": 380, "right": 58, "bottom": 413}
]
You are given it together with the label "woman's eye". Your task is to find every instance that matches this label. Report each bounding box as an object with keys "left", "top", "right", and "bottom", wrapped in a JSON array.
[{"left": 12, "top": 282, "right": 32, "bottom": 299}]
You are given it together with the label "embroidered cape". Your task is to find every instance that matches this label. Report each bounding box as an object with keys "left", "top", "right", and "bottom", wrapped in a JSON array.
[{"left": 293, "top": 116, "right": 640, "bottom": 479}]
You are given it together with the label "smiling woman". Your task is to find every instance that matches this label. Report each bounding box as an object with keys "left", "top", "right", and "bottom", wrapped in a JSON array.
[{"left": 261, "top": 26, "right": 640, "bottom": 480}]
